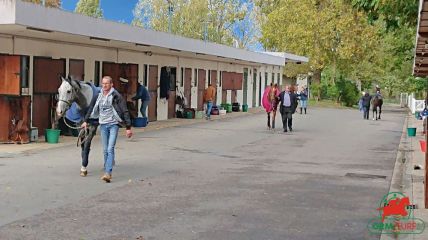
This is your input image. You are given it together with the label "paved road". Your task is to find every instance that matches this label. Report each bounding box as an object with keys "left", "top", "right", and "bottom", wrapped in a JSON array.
[{"left": 0, "top": 106, "right": 405, "bottom": 240}]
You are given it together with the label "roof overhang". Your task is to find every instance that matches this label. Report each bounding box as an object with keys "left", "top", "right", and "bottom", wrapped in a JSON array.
[
  {"left": 0, "top": 0, "right": 285, "bottom": 67},
  {"left": 264, "top": 52, "right": 309, "bottom": 64},
  {"left": 413, "top": 0, "right": 428, "bottom": 77}
]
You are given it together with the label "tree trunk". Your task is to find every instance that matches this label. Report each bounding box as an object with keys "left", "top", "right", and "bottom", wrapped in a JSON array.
[{"left": 313, "top": 69, "right": 321, "bottom": 101}]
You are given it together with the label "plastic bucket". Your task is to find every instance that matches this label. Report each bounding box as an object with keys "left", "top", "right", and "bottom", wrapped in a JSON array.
[
  {"left": 407, "top": 127, "right": 417, "bottom": 137},
  {"left": 420, "top": 140, "right": 426, "bottom": 153},
  {"left": 133, "top": 117, "right": 148, "bottom": 127},
  {"left": 45, "top": 129, "right": 61, "bottom": 144},
  {"left": 415, "top": 112, "right": 421, "bottom": 119},
  {"left": 242, "top": 104, "right": 248, "bottom": 112}
]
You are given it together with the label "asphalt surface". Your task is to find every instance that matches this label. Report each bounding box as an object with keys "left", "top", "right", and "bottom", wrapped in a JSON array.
[{"left": 0, "top": 106, "right": 406, "bottom": 240}]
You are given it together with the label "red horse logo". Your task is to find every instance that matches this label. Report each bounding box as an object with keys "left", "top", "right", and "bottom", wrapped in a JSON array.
[{"left": 377, "top": 197, "right": 410, "bottom": 222}]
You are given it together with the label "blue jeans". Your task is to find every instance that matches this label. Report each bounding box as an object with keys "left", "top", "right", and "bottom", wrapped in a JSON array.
[
  {"left": 206, "top": 101, "right": 213, "bottom": 118},
  {"left": 300, "top": 99, "right": 308, "bottom": 108},
  {"left": 100, "top": 124, "right": 119, "bottom": 174},
  {"left": 140, "top": 100, "right": 149, "bottom": 119}
]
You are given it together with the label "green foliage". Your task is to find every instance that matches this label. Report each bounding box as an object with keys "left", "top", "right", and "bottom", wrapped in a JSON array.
[
  {"left": 132, "top": 0, "right": 253, "bottom": 48},
  {"left": 75, "top": 0, "right": 103, "bottom": 18},
  {"left": 22, "top": 0, "right": 61, "bottom": 7},
  {"left": 261, "top": 0, "right": 380, "bottom": 82},
  {"left": 336, "top": 77, "right": 360, "bottom": 106},
  {"left": 350, "top": 0, "right": 418, "bottom": 30}
]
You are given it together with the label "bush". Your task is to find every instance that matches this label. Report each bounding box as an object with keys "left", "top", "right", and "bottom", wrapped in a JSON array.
[{"left": 336, "top": 77, "right": 360, "bottom": 107}]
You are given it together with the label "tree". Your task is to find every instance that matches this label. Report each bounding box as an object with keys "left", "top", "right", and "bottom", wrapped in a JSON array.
[
  {"left": 132, "top": 0, "right": 247, "bottom": 47},
  {"left": 350, "top": 0, "right": 421, "bottom": 97},
  {"left": 231, "top": 1, "right": 261, "bottom": 50},
  {"left": 75, "top": 0, "right": 103, "bottom": 18},
  {"left": 22, "top": 0, "right": 61, "bottom": 8},
  {"left": 350, "top": 0, "right": 418, "bottom": 30},
  {"left": 261, "top": 0, "right": 379, "bottom": 88}
]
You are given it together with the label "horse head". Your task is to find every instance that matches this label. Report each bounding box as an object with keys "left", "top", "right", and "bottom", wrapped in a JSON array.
[{"left": 56, "top": 76, "right": 82, "bottom": 117}]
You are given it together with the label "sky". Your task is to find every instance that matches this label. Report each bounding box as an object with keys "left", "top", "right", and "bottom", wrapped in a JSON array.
[{"left": 62, "top": 0, "right": 139, "bottom": 24}]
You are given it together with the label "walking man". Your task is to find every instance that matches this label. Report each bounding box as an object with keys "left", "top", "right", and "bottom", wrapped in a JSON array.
[
  {"left": 204, "top": 83, "right": 216, "bottom": 120},
  {"left": 82, "top": 76, "right": 133, "bottom": 183},
  {"left": 132, "top": 82, "right": 151, "bottom": 119},
  {"left": 278, "top": 85, "right": 298, "bottom": 132},
  {"left": 361, "top": 92, "right": 372, "bottom": 120}
]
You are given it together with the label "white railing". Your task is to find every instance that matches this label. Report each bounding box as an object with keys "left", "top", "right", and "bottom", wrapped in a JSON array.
[{"left": 407, "top": 93, "right": 426, "bottom": 113}]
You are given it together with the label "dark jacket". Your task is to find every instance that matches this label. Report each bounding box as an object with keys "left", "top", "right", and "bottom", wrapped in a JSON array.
[
  {"left": 132, "top": 84, "right": 151, "bottom": 101},
  {"left": 84, "top": 90, "right": 132, "bottom": 130},
  {"left": 278, "top": 91, "right": 298, "bottom": 114},
  {"left": 362, "top": 94, "right": 372, "bottom": 107},
  {"left": 299, "top": 89, "right": 308, "bottom": 101}
]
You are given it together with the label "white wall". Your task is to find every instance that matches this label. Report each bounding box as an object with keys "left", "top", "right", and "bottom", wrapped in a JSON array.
[{"left": 0, "top": 35, "right": 280, "bottom": 122}]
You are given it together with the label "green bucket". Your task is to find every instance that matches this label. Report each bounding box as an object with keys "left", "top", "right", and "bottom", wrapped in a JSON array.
[
  {"left": 45, "top": 129, "right": 61, "bottom": 144},
  {"left": 242, "top": 104, "right": 248, "bottom": 112},
  {"left": 186, "top": 111, "right": 193, "bottom": 119},
  {"left": 407, "top": 127, "right": 417, "bottom": 137},
  {"left": 226, "top": 104, "right": 232, "bottom": 113}
]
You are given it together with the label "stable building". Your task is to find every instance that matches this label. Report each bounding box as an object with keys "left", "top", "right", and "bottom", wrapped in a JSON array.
[{"left": 0, "top": 0, "right": 306, "bottom": 143}]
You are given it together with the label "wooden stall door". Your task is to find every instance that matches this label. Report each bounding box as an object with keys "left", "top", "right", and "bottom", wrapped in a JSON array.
[
  {"left": 33, "top": 57, "right": 65, "bottom": 94},
  {"left": 33, "top": 57, "right": 65, "bottom": 135},
  {"left": 197, "top": 69, "right": 206, "bottom": 111},
  {"left": 120, "top": 64, "right": 139, "bottom": 118},
  {"left": 0, "top": 55, "right": 20, "bottom": 95},
  {"left": 32, "top": 94, "right": 52, "bottom": 136},
  {"left": 69, "top": 59, "right": 84, "bottom": 80},
  {"left": 148, "top": 65, "right": 158, "bottom": 122},
  {"left": 184, "top": 68, "right": 192, "bottom": 108},
  {"left": 102, "top": 62, "right": 120, "bottom": 90},
  {"left": 233, "top": 73, "right": 243, "bottom": 90}
]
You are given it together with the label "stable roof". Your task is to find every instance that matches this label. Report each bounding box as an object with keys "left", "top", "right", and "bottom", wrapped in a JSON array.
[
  {"left": 0, "top": 0, "right": 304, "bottom": 67},
  {"left": 413, "top": 0, "right": 428, "bottom": 76}
]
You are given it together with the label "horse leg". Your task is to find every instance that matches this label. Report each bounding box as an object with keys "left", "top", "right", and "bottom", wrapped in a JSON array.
[
  {"left": 267, "top": 112, "right": 271, "bottom": 129},
  {"left": 379, "top": 106, "right": 382, "bottom": 120},
  {"left": 272, "top": 111, "right": 276, "bottom": 130},
  {"left": 80, "top": 125, "right": 97, "bottom": 176}
]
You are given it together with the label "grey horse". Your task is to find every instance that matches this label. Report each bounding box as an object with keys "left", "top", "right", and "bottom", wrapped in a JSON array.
[{"left": 56, "top": 76, "right": 99, "bottom": 176}]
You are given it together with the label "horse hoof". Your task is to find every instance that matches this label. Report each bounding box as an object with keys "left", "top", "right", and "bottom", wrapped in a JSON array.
[
  {"left": 80, "top": 170, "right": 87, "bottom": 177},
  {"left": 373, "top": 118, "right": 375, "bottom": 121}
]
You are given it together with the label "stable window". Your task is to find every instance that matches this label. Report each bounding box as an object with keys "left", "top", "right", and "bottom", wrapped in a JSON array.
[
  {"left": 20, "top": 56, "right": 30, "bottom": 88},
  {"left": 94, "top": 61, "right": 100, "bottom": 86},
  {"left": 181, "top": 67, "right": 184, "bottom": 87},
  {"left": 144, "top": 64, "right": 148, "bottom": 86},
  {"left": 194, "top": 69, "right": 198, "bottom": 87}
]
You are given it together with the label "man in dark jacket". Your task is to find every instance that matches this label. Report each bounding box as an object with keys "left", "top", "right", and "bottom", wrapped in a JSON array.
[
  {"left": 82, "top": 76, "right": 133, "bottom": 183},
  {"left": 278, "top": 85, "right": 298, "bottom": 132},
  {"left": 361, "top": 92, "right": 372, "bottom": 120},
  {"left": 132, "top": 82, "right": 151, "bottom": 119}
]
